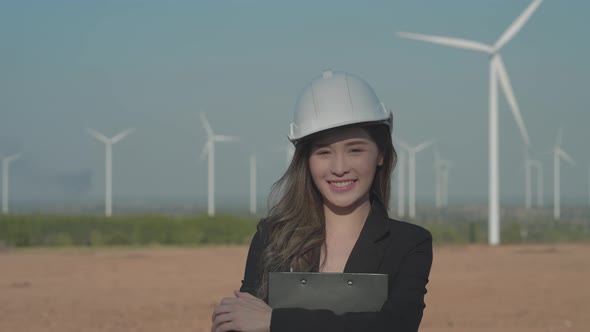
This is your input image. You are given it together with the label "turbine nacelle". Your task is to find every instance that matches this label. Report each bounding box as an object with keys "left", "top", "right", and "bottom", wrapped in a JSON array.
[{"left": 86, "top": 128, "right": 135, "bottom": 145}]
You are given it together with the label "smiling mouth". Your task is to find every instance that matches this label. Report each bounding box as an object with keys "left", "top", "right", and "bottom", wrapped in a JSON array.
[{"left": 328, "top": 180, "right": 357, "bottom": 188}]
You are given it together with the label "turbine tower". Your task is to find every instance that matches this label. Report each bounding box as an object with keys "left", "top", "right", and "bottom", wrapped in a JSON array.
[
  {"left": 552, "top": 128, "right": 575, "bottom": 220},
  {"left": 524, "top": 149, "right": 533, "bottom": 209},
  {"left": 398, "top": 140, "right": 434, "bottom": 219},
  {"left": 529, "top": 159, "right": 543, "bottom": 207},
  {"left": 398, "top": 0, "right": 541, "bottom": 244},
  {"left": 441, "top": 162, "right": 451, "bottom": 208},
  {"left": 200, "top": 112, "right": 240, "bottom": 217},
  {"left": 87, "top": 128, "right": 134, "bottom": 217},
  {"left": 1, "top": 154, "right": 20, "bottom": 214},
  {"left": 524, "top": 150, "right": 543, "bottom": 208},
  {"left": 433, "top": 149, "right": 452, "bottom": 209}
]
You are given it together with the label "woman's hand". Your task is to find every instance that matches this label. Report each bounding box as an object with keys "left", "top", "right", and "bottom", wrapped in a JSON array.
[{"left": 211, "top": 290, "right": 272, "bottom": 332}]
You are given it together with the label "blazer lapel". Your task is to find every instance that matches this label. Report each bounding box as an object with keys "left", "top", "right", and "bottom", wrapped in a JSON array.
[{"left": 343, "top": 200, "right": 393, "bottom": 273}]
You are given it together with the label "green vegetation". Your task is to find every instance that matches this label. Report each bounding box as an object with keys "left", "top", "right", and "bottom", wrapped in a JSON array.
[
  {"left": 0, "top": 210, "right": 588, "bottom": 248},
  {"left": 415, "top": 220, "right": 590, "bottom": 245},
  {"left": 0, "top": 214, "right": 258, "bottom": 248},
  {"left": 414, "top": 206, "right": 590, "bottom": 245}
]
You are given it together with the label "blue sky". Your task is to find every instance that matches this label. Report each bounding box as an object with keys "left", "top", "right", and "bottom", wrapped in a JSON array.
[{"left": 1, "top": 0, "right": 589, "bottom": 210}]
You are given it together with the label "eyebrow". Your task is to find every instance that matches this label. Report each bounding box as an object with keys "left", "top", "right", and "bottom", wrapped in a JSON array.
[{"left": 313, "top": 140, "right": 370, "bottom": 148}]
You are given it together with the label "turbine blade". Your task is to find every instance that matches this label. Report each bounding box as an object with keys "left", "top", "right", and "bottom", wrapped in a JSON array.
[
  {"left": 111, "top": 128, "right": 135, "bottom": 144},
  {"left": 494, "top": 0, "right": 543, "bottom": 51},
  {"left": 5, "top": 154, "right": 21, "bottom": 163},
  {"left": 558, "top": 149, "right": 576, "bottom": 166},
  {"left": 494, "top": 56, "right": 530, "bottom": 146},
  {"left": 414, "top": 140, "right": 435, "bottom": 153},
  {"left": 200, "top": 112, "right": 214, "bottom": 137},
  {"left": 397, "top": 32, "right": 493, "bottom": 54},
  {"left": 214, "top": 135, "right": 240, "bottom": 142},
  {"left": 86, "top": 128, "right": 110, "bottom": 144}
]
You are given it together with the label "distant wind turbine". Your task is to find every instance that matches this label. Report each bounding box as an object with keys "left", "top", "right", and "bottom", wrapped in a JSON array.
[
  {"left": 524, "top": 150, "right": 533, "bottom": 209},
  {"left": 552, "top": 128, "right": 575, "bottom": 220},
  {"left": 397, "top": 0, "right": 541, "bottom": 244},
  {"left": 529, "top": 159, "right": 543, "bottom": 208},
  {"left": 200, "top": 112, "right": 240, "bottom": 217},
  {"left": 2, "top": 154, "right": 20, "bottom": 214},
  {"left": 433, "top": 149, "right": 452, "bottom": 209},
  {"left": 524, "top": 150, "right": 543, "bottom": 209},
  {"left": 87, "top": 128, "right": 134, "bottom": 217},
  {"left": 441, "top": 163, "right": 451, "bottom": 208},
  {"left": 398, "top": 139, "right": 434, "bottom": 218}
]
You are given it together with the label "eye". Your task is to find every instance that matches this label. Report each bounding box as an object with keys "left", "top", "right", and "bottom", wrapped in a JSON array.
[
  {"left": 350, "top": 148, "right": 364, "bottom": 153},
  {"left": 315, "top": 150, "right": 330, "bottom": 155}
]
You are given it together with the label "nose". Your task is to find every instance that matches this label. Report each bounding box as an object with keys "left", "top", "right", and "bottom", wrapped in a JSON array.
[{"left": 330, "top": 151, "right": 350, "bottom": 177}]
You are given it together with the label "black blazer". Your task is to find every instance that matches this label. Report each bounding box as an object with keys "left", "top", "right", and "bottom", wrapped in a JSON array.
[{"left": 239, "top": 200, "right": 433, "bottom": 332}]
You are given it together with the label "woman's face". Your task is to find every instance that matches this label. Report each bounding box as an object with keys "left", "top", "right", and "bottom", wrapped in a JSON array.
[{"left": 308, "top": 126, "right": 383, "bottom": 212}]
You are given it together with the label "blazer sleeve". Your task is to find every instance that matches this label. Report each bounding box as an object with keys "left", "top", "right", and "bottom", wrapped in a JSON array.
[
  {"left": 269, "top": 230, "right": 433, "bottom": 332},
  {"left": 239, "top": 221, "right": 266, "bottom": 296}
]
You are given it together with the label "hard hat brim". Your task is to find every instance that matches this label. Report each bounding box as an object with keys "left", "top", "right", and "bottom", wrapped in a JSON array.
[{"left": 288, "top": 112, "right": 393, "bottom": 145}]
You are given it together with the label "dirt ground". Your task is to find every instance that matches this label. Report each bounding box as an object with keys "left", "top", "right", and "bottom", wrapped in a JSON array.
[{"left": 1, "top": 243, "right": 589, "bottom": 332}]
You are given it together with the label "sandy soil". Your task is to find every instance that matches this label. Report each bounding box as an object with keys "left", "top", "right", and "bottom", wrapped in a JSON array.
[{"left": 0, "top": 243, "right": 588, "bottom": 332}]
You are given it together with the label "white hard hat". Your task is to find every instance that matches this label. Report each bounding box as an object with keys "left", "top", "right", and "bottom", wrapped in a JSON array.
[{"left": 288, "top": 70, "right": 392, "bottom": 143}]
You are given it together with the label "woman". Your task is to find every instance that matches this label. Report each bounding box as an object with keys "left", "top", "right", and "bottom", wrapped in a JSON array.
[{"left": 211, "top": 70, "right": 433, "bottom": 332}]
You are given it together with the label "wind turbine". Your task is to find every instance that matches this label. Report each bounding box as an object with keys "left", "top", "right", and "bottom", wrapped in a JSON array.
[
  {"left": 552, "top": 128, "right": 575, "bottom": 220},
  {"left": 441, "top": 163, "right": 451, "bottom": 208},
  {"left": 433, "top": 149, "right": 452, "bottom": 209},
  {"left": 250, "top": 154, "right": 257, "bottom": 215},
  {"left": 87, "top": 128, "right": 134, "bottom": 217},
  {"left": 524, "top": 150, "right": 544, "bottom": 208},
  {"left": 434, "top": 154, "right": 442, "bottom": 209},
  {"left": 529, "top": 159, "right": 543, "bottom": 207},
  {"left": 1, "top": 154, "right": 20, "bottom": 214},
  {"left": 398, "top": 140, "right": 434, "bottom": 219},
  {"left": 200, "top": 112, "right": 240, "bottom": 217},
  {"left": 398, "top": 0, "right": 541, "bottom": 244},
  {"left": 524, "top": 150, "right": 533, "bottom": 209}
]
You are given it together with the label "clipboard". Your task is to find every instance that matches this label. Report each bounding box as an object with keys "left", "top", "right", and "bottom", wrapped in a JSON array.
[{"left": 268, "top": 272, "right": 388, "bottom": 315}]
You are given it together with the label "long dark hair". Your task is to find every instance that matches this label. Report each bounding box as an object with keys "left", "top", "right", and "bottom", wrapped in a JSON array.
[{"left": 256, "top": 123, "right": 396, "bottom": 300}]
